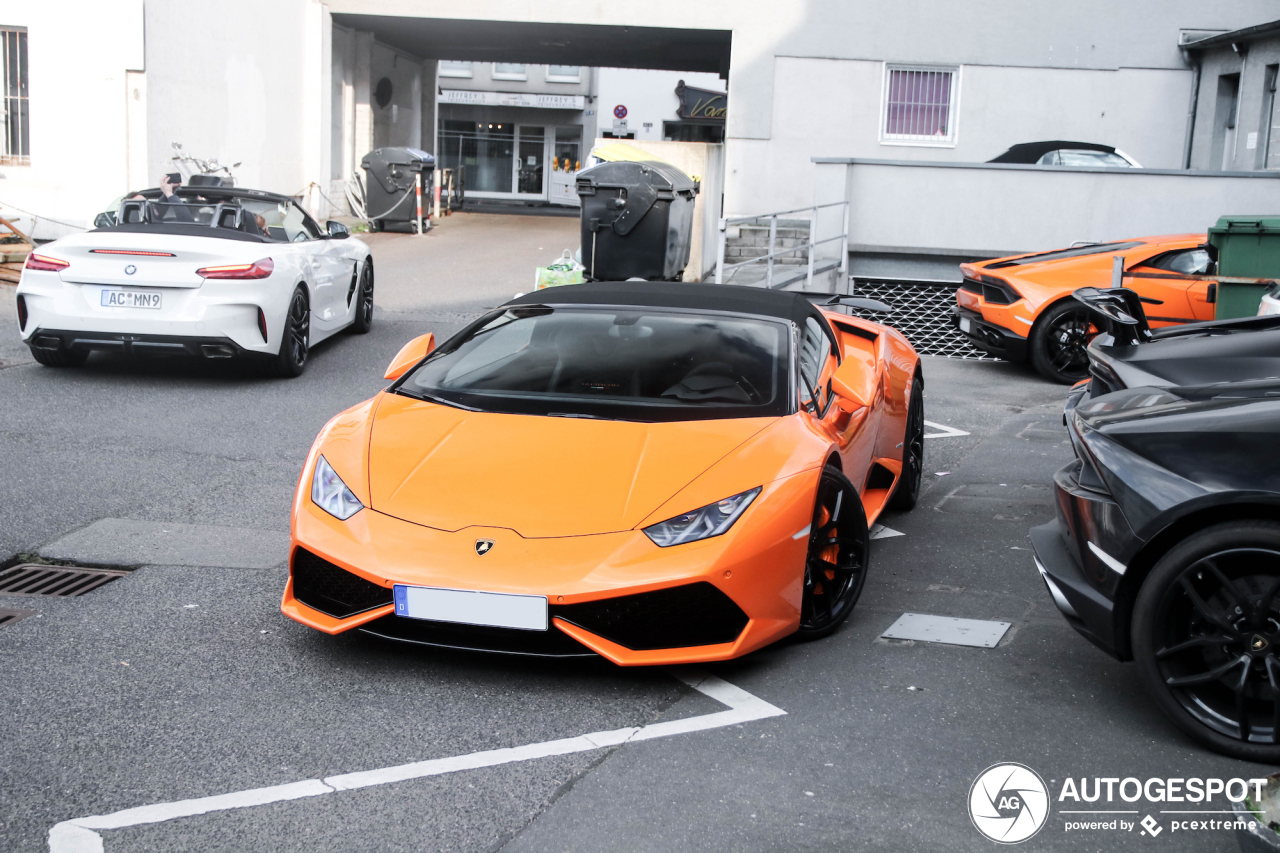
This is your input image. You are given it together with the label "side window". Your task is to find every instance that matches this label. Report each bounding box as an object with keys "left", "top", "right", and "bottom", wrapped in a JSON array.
[
  {"left": 798, "top": 317, "right": 834, "bottom": 411},
  {"left": 281, "top": 203, "right": 320, "bottom": 242},
  {"left": 1144, "top": 249, "right": 1213, "bottom": 276}
]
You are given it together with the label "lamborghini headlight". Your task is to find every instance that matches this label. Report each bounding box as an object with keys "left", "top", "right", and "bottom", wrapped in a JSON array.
[
  {"left": 311, "top": 456, "right": 364, "bottom": 520},
  {"left": 643, "top": 487, "right": 761, "bottom": 548}
]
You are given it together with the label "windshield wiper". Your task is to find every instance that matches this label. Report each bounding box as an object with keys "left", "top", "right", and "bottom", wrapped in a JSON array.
[{"left": 395, "top": 388, "right": 481, "bottom": 412}]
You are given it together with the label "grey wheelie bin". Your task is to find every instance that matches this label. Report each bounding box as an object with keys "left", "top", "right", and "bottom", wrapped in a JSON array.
[{"left": 576, "top": 160, "right": 699, "bottom": 281}]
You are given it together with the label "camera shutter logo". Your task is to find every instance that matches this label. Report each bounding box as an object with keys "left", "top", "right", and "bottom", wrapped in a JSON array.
[{"left": 969, "top": 763, "right": 1049, "bottom": 844}]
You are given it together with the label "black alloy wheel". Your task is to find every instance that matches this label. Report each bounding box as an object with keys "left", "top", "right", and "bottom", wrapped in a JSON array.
[
  {"left": 350, "top": 261, "right": 374, "bottom": 334},
  {"left": 29, "top": 345, "right": 89, "bottom": 368},
  {"left": 1029, "top": 300, "right": 1095, "bottom": 384},
  {"left": 797, "top": 467, "right": 870, "bottom": 639},
  {"left": 888, "top": 374, "right": 924, "bottom": 510},
  {"left": 262, "top": 287, "right": 310, "bottom": 378},
  {"left": 1133, "top": 521, "right": 1280, "bottom": 762}
]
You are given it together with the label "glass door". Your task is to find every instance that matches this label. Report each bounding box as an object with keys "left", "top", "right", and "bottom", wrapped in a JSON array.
[{"left": 516, "top": 125, "right": 545, "bottom": 196}]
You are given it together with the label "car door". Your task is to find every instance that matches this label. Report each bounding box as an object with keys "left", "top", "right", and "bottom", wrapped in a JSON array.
[
  {"left": 799, "top": 316, "right": 878, "bottom": 487},
  {"left": 1127, "top": 246, "right": 1215, "bottom": 323},
  {"left": 279, "top": 202, "right": 345, "bottom": 328}
]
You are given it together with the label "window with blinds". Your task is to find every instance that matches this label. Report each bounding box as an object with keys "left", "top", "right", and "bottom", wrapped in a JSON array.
[
  {"left": 881, "top": 65, "right": 958, "bottom": 146},
  {"left": 1, "top": 27, "right": 28, "bottom": 165}
]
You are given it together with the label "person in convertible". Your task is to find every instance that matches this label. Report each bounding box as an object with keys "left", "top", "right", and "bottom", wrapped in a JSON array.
[{"left": 130, "top": 173, "right": 195, "bottom": 222}]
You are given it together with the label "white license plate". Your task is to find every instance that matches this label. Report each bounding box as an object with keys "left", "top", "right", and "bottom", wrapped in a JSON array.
[
  {"left": 393, "top": 584, "right": 548, "bottom": 631},
  {"left": 101, "top": 289, "right": 162, "bottom": 309},
  {"left": 959, "top": 317, "right": 972, "bottom": 333}
]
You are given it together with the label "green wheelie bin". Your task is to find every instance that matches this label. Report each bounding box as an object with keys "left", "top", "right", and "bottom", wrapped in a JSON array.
[{"left": 1207, "top": 215, "right": 1280, "bottom": 318}]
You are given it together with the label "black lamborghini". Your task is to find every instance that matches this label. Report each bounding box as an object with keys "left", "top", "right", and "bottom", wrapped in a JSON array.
[{"left": 1032, "top": 287, "right": 1280, "bottom": 761}]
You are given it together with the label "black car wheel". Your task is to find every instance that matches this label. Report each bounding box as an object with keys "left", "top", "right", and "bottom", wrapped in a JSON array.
[
  {"left": 887, "top": 374, "right": 924, "bottom": 511},
  {"left": 797, "top": 467, "right": 869, "bottom": 640},
  {"left": 1133, "top": 520, "right": 1280, "bottom": 762},
  {"left": 29, "top": 345, "right": 89, "bottom": 368},
  {"left": 349, "top": 261, "right": 373, "bottom": 334},
  {"left": 261, "top": 287, "right": 310, "bottom": 378},
  {"left": 1029, "top": 300, "right": 1094, "bottom": 384}
]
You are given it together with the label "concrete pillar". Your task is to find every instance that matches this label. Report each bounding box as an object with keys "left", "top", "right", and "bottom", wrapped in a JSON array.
[
  {"left": 354, "top": 31, "right": 374, "bottom": 168},
  {"left": 301, "top": 0, "right": 332, "bottom": 218},
  {"left": 421, "top": 60, "right": 437, "bottom": 156},
  {"left": 409, "top": 65, "right": 422, "bottom": 150}
]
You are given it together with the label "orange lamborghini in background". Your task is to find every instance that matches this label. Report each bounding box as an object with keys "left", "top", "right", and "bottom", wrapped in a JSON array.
[
  {"left": 282, "top": 282, "right": 923, "bottom": 665},
  {"left": 952, "top": 235, "right": 1213, "bottom": 383}
]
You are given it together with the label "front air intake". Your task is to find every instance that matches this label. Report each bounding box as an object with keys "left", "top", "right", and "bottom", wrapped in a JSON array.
[
  {"left": 552, "top": 582, "right": 748, "bottom": 650},
  {"left": 291, "top": 548, "right": 393, "bottom": 618}
]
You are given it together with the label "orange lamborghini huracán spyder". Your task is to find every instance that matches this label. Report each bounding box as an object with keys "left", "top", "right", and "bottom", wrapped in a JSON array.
[
  {"left": 952, "top": 234, "right": 1213, "bottom": 383},
  {"left": 282, "top": 282, "right": 922, "bottom": 665}
]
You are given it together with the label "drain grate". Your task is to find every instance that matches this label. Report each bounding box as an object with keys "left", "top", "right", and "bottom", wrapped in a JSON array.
[
  {"left": 0, "top": 607, "right": 37, "bottom": 628},
  {"left": 847, "top": 278, "right": 995, "bottom": 360},
  {"left": 0, "top": 564, "right": 128, "bottom": 597}
]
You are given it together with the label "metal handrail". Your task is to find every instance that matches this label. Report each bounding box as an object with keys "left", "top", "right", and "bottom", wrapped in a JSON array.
[
  {"left": 720, "top": 201, "right": 849, "bottom": 226},
  {"left": 715, "top": 201, "right": 849, "bottom": 291}
]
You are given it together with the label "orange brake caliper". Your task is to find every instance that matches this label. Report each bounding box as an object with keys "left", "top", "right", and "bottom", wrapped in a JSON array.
[{"left": 815, "top": 506, "right": 838, "bottom": 595}]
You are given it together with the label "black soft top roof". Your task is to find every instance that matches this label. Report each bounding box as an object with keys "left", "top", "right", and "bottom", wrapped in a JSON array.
[
  {"left": 506, "top": 281, "right": 832, "bottom": 331},
  {"left": 988, "top": 141, "right": 1117, "bottom": 164}
]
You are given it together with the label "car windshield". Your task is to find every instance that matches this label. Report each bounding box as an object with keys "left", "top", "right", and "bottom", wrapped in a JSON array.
[{"left": 397, "top": 306, "right": 792, "bottom": 422}]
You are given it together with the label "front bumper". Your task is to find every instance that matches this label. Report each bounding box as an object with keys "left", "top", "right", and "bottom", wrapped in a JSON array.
[
  {"left": 281, "top": 471, "right": 816, "bottom": 666},
  {"left": 952, "top": 307, "right": 1028, "bottom": 361}
]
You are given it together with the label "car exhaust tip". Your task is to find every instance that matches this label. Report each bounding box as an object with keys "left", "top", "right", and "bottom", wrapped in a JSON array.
[
  {"left": 32, "top": 335, "right": 62, "bottom": 350},
  {"left": 199, "top": 344, "right": 236, "bottom": 359}
]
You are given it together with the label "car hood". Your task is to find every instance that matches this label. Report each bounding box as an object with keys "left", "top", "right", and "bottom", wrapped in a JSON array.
[{"left": 367, "top": 392, "right": 776, "bottom": 537}]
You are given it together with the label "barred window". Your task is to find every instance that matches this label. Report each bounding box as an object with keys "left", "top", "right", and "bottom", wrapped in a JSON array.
[
  {"left": 1, "top": 27, "right": 27, "bottom": 165},
  {"left": 882, "top": 65, "right": 958, "bottom": 146}
]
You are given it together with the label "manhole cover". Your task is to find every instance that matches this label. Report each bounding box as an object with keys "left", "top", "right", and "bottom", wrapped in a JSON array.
[
  {"left": 0, "top": 564, "right": 128, "bottom": 597},
  {"left": 0, "top": 607, "right": 36, "bottom": 628}
]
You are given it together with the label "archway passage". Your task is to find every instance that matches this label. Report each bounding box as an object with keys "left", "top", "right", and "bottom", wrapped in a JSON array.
[{"left": 330, "top": 15, "right": 732, "bottom": 75}]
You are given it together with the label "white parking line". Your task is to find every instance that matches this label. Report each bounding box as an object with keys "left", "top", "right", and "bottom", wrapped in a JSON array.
[
  {"left": 47, "top": 669, "right": 785, "bottom": 853},
  {"left": 869, "top": 524, "right": 904, "bottom": 540},
  {"left": 923, "top": 420, "right": 970, "bottom": 438}
]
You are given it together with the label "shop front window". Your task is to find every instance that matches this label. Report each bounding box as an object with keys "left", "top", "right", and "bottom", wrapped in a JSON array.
[{"left": 439, "top": 120, "right": 514, "bottom": 193}]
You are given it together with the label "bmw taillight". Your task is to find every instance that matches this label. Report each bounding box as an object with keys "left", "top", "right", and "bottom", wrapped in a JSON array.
[
  {"left": 196, "top": 258, "right": 274, "bottom": 280},
  {"left": 16, "top": 294, "right": 27, "bottom": 330},
  {"left": 25, "top": 253, "right": 70, "bottom": 272}
]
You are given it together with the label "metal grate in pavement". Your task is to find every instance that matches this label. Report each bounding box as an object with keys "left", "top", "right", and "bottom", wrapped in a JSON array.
[
  {"left": 0, "top": 564, "right": 128, "bottom": 597},
  {"left": 845, "top": 278, "right": 995, "bottom": 360},
  {"left": 0, "top": 607, "right": 37, "bottom": 628}
]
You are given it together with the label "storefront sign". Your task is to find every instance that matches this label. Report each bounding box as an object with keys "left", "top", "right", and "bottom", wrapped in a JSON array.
[
  {"left": 675, "top": 81, "right": 726, "bottom": 122},
  {"left": 438, "top": 90, "right": 585, "bottom": 110}
]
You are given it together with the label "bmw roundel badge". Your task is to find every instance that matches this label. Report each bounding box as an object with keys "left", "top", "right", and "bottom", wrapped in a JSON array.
[
  {"left": 124, "top": 264, "right": 137, "bottom": 275},
  {"left": 475, "top": 539, "right": 495, "bottom": 556}
]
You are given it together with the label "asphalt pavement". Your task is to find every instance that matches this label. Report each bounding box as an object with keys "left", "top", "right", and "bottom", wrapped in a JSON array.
[{"left": 0, "top": 214, "right": 1267, "bottom": 852}]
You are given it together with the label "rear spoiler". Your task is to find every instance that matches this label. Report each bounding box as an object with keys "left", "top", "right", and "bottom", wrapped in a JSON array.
[
  {"left": 1071, "top": 287, "right": 1157, "bottom": 346},
  {"left": 1073, "top": 285, "right": 1280, "bottom": 345}
]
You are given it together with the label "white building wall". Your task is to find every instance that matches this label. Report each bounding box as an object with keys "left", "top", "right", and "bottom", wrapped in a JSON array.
[
  {"left": 594, "top": 67, "right": 724, "bottom": 141},
  {"left": 726, "top": 57, "right": 1194, "bottom": 216},
  {"left": 0, "top": 0, "right": 144, "bottom": 239},
  {"left": 144, "top": 0, "right": 320, "bottom": 209}
]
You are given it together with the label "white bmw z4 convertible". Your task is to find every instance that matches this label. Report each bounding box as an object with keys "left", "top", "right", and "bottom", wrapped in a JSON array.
[{"left": 15, "top": 186, "right": 373, "bottom": 377}]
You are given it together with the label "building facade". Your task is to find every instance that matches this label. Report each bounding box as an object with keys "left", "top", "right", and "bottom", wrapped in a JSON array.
[
  {"left": 4, "top": 1, "right": 1278, "bottom": 241},
  {"left": 1183, "top": 22, "right": 1280, "bottom": 172}
]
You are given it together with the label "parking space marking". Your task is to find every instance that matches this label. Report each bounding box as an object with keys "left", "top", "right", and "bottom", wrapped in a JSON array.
[
  {"left": 923, "top": 420, "right": 970, "bottom": 438},
  {"left": 46, "top": 669, "right": 785, "bottom": 853},
  {"left": 869, "top": 524, "right": 904, "bottom": 540}
]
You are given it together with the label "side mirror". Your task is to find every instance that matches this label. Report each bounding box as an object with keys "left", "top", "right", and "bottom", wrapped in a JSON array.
[
  {"left": 326, "top": 220, "right": 350, "bottom": 239},
  {"left": 93, "top": 212, "right": 116, "bottom": 229},
  {"left": 384, "top": 333, "right": 435, "bottom": 381},
  {"left": 829, "top": 358, "right": 874, "bottom": 410}
]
